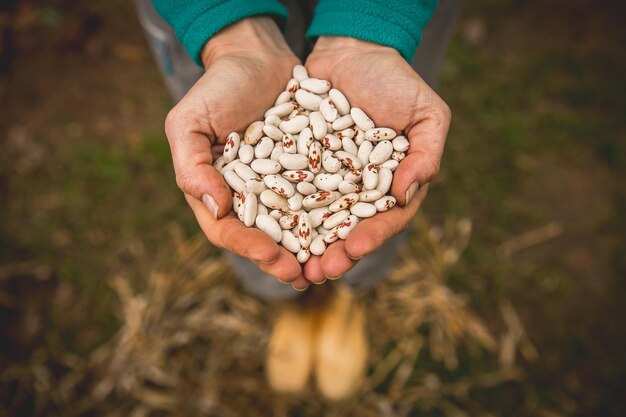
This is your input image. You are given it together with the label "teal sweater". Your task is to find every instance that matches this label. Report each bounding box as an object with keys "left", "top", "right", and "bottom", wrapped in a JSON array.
[{"left": 152, "top": 0, "right": 438, "bottom": 66}]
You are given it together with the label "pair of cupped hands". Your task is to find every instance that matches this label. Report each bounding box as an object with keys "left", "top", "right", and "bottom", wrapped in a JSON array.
[{"left": 165, "top": 17, "right": 450, "bottom": 290}]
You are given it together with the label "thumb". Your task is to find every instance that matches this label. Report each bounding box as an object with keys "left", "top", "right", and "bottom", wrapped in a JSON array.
[
  {"left": 391, "top": 101, "right": 450, "bottom": 206},
  {"left": 165, "top": 110, "right": 232, "bottom": 219}
]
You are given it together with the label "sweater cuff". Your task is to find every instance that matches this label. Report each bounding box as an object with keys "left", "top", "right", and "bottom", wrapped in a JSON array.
[
  {"left": 153, "top": 0, "right": 288, "bottom": 66},
  {"left": 306, "top": 0, "right": 437, "bottom": 62}
]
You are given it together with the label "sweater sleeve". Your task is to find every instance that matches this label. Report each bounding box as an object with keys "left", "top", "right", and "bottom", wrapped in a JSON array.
[
  {"left": 151, "top": 0, "right": 289, "bottom": 66},
  {"left": 306, "top": 0, "right": 438, "bottom": 62}
]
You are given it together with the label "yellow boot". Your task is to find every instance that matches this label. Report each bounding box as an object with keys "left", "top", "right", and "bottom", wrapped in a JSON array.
[
  {"left": 265, "top": 298, "right": 317, "bottom": 394},
  {"left": 314, "top": 284, "right": 368, "bottom": 400}
]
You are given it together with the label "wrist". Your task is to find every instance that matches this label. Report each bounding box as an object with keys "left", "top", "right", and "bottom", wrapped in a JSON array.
[
  {"left": 313, "top": 36, "right": 399, "bottom": 55},
  {"left": 201, "top": 16, "right": 292, "bottom": 68}
]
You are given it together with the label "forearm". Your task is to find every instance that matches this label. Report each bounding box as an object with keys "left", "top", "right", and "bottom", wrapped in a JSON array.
[{"left": 306, "top": 0, "right": 438, "bottom": 62}]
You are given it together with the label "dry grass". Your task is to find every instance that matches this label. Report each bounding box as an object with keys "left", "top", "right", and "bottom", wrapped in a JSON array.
[{"left": 0, "top": 217, "right": 540, "bottom": 417}]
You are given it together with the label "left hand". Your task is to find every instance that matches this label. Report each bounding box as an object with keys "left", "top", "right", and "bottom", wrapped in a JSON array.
[{"left": 302, "top": 36, "right": 451, "bottom": 283}]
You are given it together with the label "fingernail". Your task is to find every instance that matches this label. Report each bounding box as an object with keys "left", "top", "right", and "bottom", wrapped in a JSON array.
[
  {"left": 325, "top": 275, "right": 343, "bottom": 281},
  {"left": 346, "top": 253, "right": 362, "bottom": 261},
  {"left": 313, "top": 278, "right": 328, "bottom": 285},
  {"left": 202, "top": 194, "right": 219, "bottom": 219},
  {"left": 405, "top": 182, "right": 419, "bottom": 204},
  {"left": 291, "top": 284, "right": 309, "bottom": 292}
]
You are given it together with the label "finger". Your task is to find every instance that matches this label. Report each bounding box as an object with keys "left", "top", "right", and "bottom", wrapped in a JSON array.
[
  {"left": 165, "top": 108, "right": 232, "bottom": 218},
  {"left": 303, "top": 255, "right": 326, "bottom": 284},
  {"left": 291, "top": 275, "right": 311, "bottom": 291},
  {"left": 256, "top": 247, "right": 303, "bottom": 284},
  {"left": 187, "top": 195, "right": 280, "bottom": 265},
  {"left": 344, "top": 186, "right": 428, "bottom": 259},
  {"left": 320, "top": 240, "right": 358, "bottom": 280},
  {"left": 393, "top": 97, "right": 450, "bottom": 206}
]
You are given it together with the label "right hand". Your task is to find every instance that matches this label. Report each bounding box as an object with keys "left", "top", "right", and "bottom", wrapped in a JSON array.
[{"left": 164, "top": 17, "right": 309, "bottom": 289}]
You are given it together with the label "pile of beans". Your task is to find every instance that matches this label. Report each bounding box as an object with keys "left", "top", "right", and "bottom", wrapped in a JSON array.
[{"left": 214, "top": 65, "right": 408, "bottom": 263}]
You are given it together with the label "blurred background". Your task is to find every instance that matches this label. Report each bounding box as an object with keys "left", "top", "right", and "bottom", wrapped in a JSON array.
[{"left": 1, "top": 0, "right": 624, "bottom": 416}]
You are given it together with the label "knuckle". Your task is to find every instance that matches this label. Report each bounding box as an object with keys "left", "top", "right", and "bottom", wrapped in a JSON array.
[{"left": 175, "top": 170, "right": 195, "bottom": 194}]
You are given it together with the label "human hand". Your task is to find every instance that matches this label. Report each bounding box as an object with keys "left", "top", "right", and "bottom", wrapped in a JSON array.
[
  {"left": 164, "top": 17, "right": 310, "bottom": 289},
  {"left": 302, "top": 36, "right": 451, "bottom": 283}
]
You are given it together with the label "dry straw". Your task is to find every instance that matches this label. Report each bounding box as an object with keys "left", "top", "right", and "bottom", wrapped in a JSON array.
[{"left": 0, "top": 217, "right": 540, "bottom": 417}]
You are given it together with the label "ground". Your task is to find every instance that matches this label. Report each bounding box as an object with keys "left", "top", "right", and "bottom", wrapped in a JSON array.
[{"left": 0, "top": 0, "right": 624, "bottom": 416}]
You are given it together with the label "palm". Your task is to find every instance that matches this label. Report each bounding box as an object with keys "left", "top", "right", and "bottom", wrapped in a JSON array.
[
  {"left": 306, "top": 48, "right": 419, "bottom": 133},
  {"left": 189, "top": 54, "right": 298, "bottom": 145}
]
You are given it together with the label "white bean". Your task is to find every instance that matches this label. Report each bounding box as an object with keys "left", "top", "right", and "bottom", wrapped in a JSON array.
[
  {"left": 308, "top": 207, "right": 333, "bottom": 228},
  {"left": 313, "top": 173, "right": 343, "bottom": 191},
  {"left": 341, "top": 137, "right": 358, "bottom": 156},
  {"left": 238, "top": 144, "right": 254, "bottom": 164},
  {"left": 282, "top": 133, "right": 296, "bottom": 154},
  {"left": 365, "top": 127, "right": 397, "bottom": 141},
  {"left": 319, "top": 97, "right": 338, "bottom": 122},
  {"left": 263, "top": 174, "right": 295, "bottom": 198},
  {"left": 295, "top": 89, "right": 322, "bottom": 111},
  {"left": 320, "top": 134, "right": 342, "bottom": 151},
  {"left": 297, "top": 213, "right": 312, "bottom": 248},
  {"left": 350, "top": 108, "right": 375, "bottom": 131},
  {"left": 254, "top": 136, "right": 275, "bottom": 159},
  {"left": 392, "top": 135, "right": 409, "bottom": 152},
  {"left": 322, "top": 150, "right": 342, "bottom": 173},
  {"left": 369, "top": 141, "right": 394, "bottom": 165},
  {"left": 234, "top": 163, "right": 259, "bottom": 182},
  {"left": 251, "top": 158, "right": 281, "bottom": 175},
  {"left": 375, "top": 196, "right": 396, "bottom": 212},
  {"left": 281, "top": 230, "right": 301, "bottom": 253},
  {"left": 288, "top": 193, "right": 304, "bottom": 211},
  {"left": 279, "top": 153, "right": 309, "bottom": 170},
  {"left": 274, "top": 91, "right": 291, "bottom": 106},
  {"left": 244, "top": 121, "right": 264, "bottom": 145},
  {"left": 329, "top": 88, "right": 350, "bottom": 115},
  {"left": 265, "top": 101, "right": 295, "bottom": 119},
  {"left": 357, "top": 141, "right": 373, "bottom": 167},
  {"left": 282, "top": 170, "right": 314, "bottom": 183},
  {"left": 350, "top": 202, "right": 377, "bottom": 218},
  {"left": 302, "top": 191, "right": 339, "bottom": 209},
  {"left": 359, "top": 190, "right": 383, "bottom": 203},
  {"left": 300, "top": 78, "right": 331, "bottom": 94},
  {"left": 338, "top": 180, "right": 359, "bottom": 194},
  {"left": 297, "top": 127, "right": 313, "bottom": 154},
  {"left": 263, "top": 124, "right": 283, "bottom": 141},
  {"left": 296, "top": 248, "right": 311, "bottom": 263},
  {"left": 308, "top": 141, "right": 322, "bottom": 173},
  {"left": 323, "top": 210, "right": 350, "bottom": 229},
  {"left": 309, "top": 111, "right": 327, "bottom": 140},
  {"left": 328, "top": 193, "right": 359, "bottom": 212},
  {"left": 337, "top": 215, "right": 359, "bottom": 239},
  {"left": 260, "top": 189, "right": 289, "bottom": 211},
  {"left": 335, "top": 150, "right": 362, "bottom": 170},
  {"left": 375, "top": 167, "right": 393, "bottom": 195},
  {"left": 270, "top": 142, "right": 284, "bottom": 162},
  {"left": 223, "top": 170, "right": 246, "bottom": 193},
  {"left": 297, "top": 181, "right": 317, "bottom": 195},
  {"left": 381, "top": 159, "right": 399, "bottom": 171},
  {"left": 332, "top": 114, "right": 354, "bottom": 131},
  {"left": 242, "top": 193, "right": 257, "bottom": 227},
  {"left": 256, "top": 214, "right": 282, "bottom": 242},
  {"left": 310, "top": 235, "right": 327, "bottom": 255},
  {"left": 292, "top": 65, "right": 308, "bottom": 81},
  {"left": 280, "top": 115, "right": 309, "bottom": 134},
  {"left": 245, "top": 178, "right": 267, "bottom": 195},
  {"left": 223, "top": 132, "right": 240, "bottom": 162}
]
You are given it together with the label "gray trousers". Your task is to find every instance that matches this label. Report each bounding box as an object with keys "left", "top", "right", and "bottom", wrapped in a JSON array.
[{"left": 136, "top": 0, "right": 461, "bottom": 300}]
